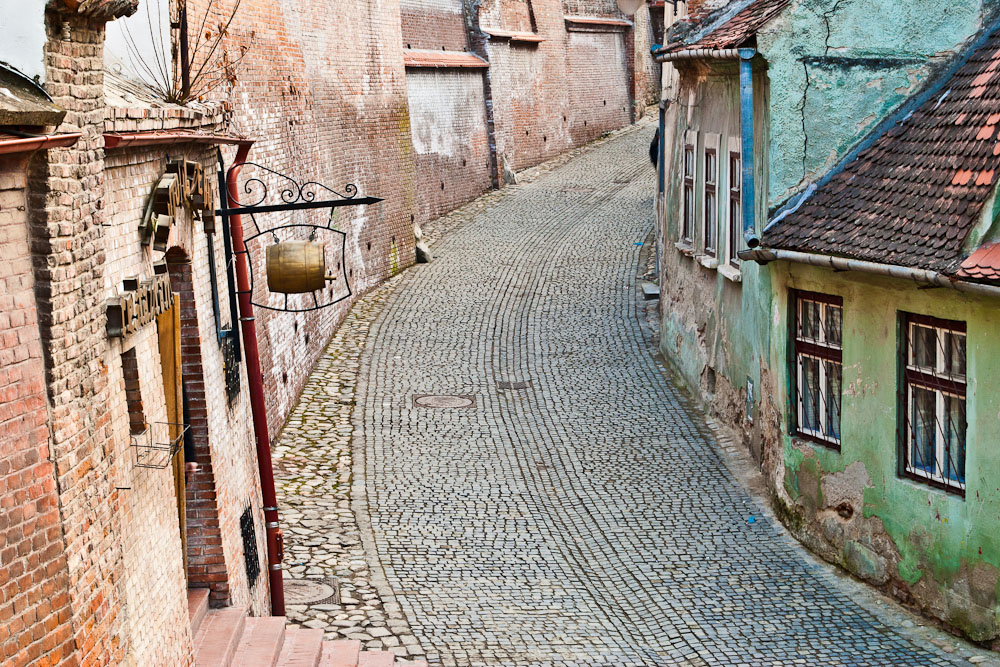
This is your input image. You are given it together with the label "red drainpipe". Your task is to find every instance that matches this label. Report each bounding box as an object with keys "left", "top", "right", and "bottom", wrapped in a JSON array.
[{"left": 226, "top": 143, "right": 286, "bottom": 616}]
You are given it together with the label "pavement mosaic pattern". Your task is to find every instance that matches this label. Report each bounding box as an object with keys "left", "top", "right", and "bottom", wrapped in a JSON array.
[{"left": 275, "top": 121, "right": 982, "bottom": 666}]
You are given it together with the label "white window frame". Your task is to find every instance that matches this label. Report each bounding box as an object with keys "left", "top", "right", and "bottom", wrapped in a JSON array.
[
  {"left": 722, "top": 135, "right": 743, "bottom": 279},
  {"left": 903, "top": 316, "right": 967, "bottom": 494}
]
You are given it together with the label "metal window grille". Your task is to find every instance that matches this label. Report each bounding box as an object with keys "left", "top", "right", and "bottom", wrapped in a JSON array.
[
  {"left": 728, "top": 151, "right": 741, "bottom": 267},
  {"left": 682, "top": 144, "right": 694, "bottom": 243},
  {"left": 901, "top": 314, "right": 967, "bottom": 495},
  {"left": 793, "top": 291, "right": 843, "bottom": 449},
  {"left": 704, "top": 148, "right": 717, "bottom": 256},
  {"left": 222, "top": 333, "right": 241, "bottom": 403},
  {"left": 240, "top": 505, "right": 261, "bottom": 587}
]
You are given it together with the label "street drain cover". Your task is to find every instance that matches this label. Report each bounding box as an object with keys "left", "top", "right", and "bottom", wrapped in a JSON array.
[
  {"left": 413, "top": 394, "right": 476, "bottom": 408},
  {"left": 284, "top": 577, "right": 340, "bottom": 605},
  {"left": 498, "top": 380, "right": 532, "bottom": 390}
]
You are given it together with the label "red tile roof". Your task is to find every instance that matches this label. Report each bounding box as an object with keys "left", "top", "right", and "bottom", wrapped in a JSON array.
[
  {"left": 402, "top": 50, "right": 489, "bottom": 69},
  {"left": 763, "top": 29, "right": 1000, "bottom": 276},
  {"left": 957, "top": 242, "right": 1000, "bottom": 281},
  {"left": 662, "top": 0, "right": 791, "bottom": 53}
]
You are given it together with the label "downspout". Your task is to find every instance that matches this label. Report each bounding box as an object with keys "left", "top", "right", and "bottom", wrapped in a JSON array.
[
  {"left": 225, "top": 143, "right": 286, "bottom": 616},
  {"left": 741, "top": 247, "right": 1000, "bottom": 300},
  {"left": 657, "top": 100, "right": 667, "bottom": 277},
  {"left": 739, "top": 47, "right": 759, "bottom": 249}
]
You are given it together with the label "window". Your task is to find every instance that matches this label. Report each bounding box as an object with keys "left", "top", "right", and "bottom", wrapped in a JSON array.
[
  {"left": 682, "top": 143, "right": 694, "bottom": 244},
  {"left": 728, "top": 150, "right": 742, "bottom": 267},
  {"left": 793, "top": 292, "right": 843, "bottom": 448},
  {"left": 901, "top": 314, "right": 966, "bottom": 494},
  {"left": 704, "top": 148, "right": 717, "bottom": 256}
]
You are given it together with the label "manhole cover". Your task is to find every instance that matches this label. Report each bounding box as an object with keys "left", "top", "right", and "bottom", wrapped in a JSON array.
[
  {"left": 412, "top": 394, "right": 476, "bottom": 408},
  {"left": 284, "top": 577, "right": 340, "bottom": 605},
  {"left": 498, "top": 380, "right": 532, "bottom": 390}
]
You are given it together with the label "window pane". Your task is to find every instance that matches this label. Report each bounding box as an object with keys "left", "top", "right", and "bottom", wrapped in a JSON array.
[
  {"left": 909, "top": 386, "right": 936, "bottom": 475},
  {"left": 730, "top": 154, "right": 740, "bottom": 191},
  {"left": 824, "top": 360, "right": 842, "bottom": 440},
  {"left": 944, "top": 394, "right": 966, "bottom": 484},
  {"left": 799, "top": 300, "right": 821, "bottom": 341},
  {"left": 911, "top": 324, "right": 936, "bottom": 371},
  {"left": 684, "top": 186, "right": 693, "bottom": 239},
  {"left": 800, "top": 356, "right": 820, "bottom": 433},
  {"left": 729, "top": 198, "right": 741, "bottom": 263},
  {"left": 945, "top": 332, "right": 966, "bottom": 379},
  {"left": 706, "top": 151, "right": 716, "bottom": 184},
  {"left": 705, "top": 192, "right": 716, "bottom": 252},
  {"left": 685, "top": 147, "right": 693, "bottom": 176},
  {"left": 825, "top": 305, "right": 842, "bottom": 347}
]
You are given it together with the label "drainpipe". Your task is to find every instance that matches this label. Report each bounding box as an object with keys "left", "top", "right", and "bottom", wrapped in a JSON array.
[
  {"left": 657, "top": 100, "right": 666, "bottom": 277},
  {"left": 739, "top": 47, "right": 759, "bottom": 249},
  {"left": 225, "top": 143, "right": 286, "bottom": 616},
  {"left": 740, "top": 247, "right": 1000, "bottom": 300}
]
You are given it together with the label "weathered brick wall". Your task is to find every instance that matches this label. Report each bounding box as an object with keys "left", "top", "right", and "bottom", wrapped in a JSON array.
[
  {"left": 26, "top": 13, "right": 126, "bottom": 666},
  {"left": 186, "top": 0, "right": 417, "bottom": 439},
  {"left": 401, "top": 0, "right": 468, "bottom": 50},
  {"left": 406, "top": 69, "right": 493, "bottom": 224},
  {"left": 0, "top": 155, "right": 76, "bottom": 667}
]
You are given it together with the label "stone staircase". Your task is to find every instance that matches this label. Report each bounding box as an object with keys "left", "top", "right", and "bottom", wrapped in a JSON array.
[{"left": 189, "top": 589, "right": 427, "bottom": 667}]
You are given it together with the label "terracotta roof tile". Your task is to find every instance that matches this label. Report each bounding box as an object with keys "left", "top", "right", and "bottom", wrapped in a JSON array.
[
  {"left": 762, "top": 29, "right": 1000, "bottom": 275},
  {"left": 664, "top": 0, "right": 792, "bottom": 53},
  {"left": 957, "top": 242, "right": 1000, "bottom": 281}
]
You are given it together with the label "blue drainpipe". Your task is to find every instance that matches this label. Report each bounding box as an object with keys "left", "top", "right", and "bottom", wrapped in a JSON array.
[{"left": 739, "top": 47, "right": 760, "bottom": 249}]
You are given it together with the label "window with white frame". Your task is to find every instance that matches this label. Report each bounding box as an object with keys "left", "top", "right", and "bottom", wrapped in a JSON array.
[
  {"left": 682, "top": 142, "right": 694, "bottom": 244},
  {"left": 727, "top": 146, "right": 742, "bottom": 267},
  {"left": 704, "top": 147, "right": 717, "bottom": 256},
  {"left": 902, "top": 314, "right": 966, "bottom": 495},
  {"left": 793, "top": 291, "right": 843, "bottom": 448}
]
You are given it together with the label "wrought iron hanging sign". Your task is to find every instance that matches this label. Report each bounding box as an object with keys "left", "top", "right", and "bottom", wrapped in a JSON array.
[{"left": 216, "top": 162, "right": 382, "bottom": 313}]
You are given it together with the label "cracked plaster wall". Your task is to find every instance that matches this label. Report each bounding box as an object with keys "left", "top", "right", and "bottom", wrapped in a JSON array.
[{"left": 759, "top": 0, "right": 989, "bottom": 207}]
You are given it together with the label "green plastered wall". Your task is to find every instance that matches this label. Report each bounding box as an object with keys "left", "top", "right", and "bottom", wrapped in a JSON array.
[
  {"left": 758, "top": 0, "right": 986, "bottom": 206},
  {"left": 658, "top": 62, "right": 776, "bottom": 446},
  {"left": 771, "top": 262, "right": 1000, "bottom": 641}
]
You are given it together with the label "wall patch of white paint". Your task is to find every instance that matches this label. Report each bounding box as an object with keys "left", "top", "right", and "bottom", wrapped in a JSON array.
[
  {"left": 406, "top": 70, "right": 487, "bottom": 158},
  {"left": 1, "top": 1, "right": 47, "bottom": 82}
]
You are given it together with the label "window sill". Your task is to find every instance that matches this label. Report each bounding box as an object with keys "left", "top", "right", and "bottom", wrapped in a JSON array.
[
  {"left": 696, "top": 254, "right": 719, "bottom": 270},
  {"left": 675, "top": 241, "right": 695, "bottom": 257},
  {"left": 718, "top": 263, "right": 742, "bottom": 283},
  {"left": 791, "top": 434, "right": 840, "bottom": 453}
]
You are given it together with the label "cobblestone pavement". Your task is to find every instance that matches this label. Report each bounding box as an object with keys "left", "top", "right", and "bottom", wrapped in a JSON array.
[{"left": 275, "top": 120, "right": 995, "bottom": 666}]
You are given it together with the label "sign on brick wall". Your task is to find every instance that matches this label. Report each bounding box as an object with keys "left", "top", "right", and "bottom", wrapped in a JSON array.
[{"left": 106, "top": 272, "right": 173, "bottom": 339}]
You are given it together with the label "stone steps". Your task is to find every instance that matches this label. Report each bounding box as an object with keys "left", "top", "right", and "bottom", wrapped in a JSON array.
[{"left": 187, "top": 590, "right": 424, "bottom": 667}]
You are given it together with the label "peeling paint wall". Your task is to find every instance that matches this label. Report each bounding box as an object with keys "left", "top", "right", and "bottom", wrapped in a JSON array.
[{"left": 771, "top": 263, "right": 1000, "bottom": 645}]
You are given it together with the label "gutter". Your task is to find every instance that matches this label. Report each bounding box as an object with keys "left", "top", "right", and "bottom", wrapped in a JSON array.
[
  {"left": 740, "top": 248, "right": 1000, "bottom": 299},
  {"left": 224, "top": 143, "right": 286, "bottom": 616},
  {"left": 104, "top": 131, "right": 252, "bottom": 149},
  {"left": 0, "top": 132, "right": 81, "bottom": 154},
  {"left": 652, "top": 47, "right": 739, "bottom": 62}
]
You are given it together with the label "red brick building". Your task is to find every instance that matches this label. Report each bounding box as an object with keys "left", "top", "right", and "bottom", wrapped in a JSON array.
[{"left": 0, "top": 0, "right": 656, "bottom": 664}]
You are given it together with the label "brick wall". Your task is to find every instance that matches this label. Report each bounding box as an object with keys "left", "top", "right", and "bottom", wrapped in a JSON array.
[
  {"left": 401, "top": 0, "right": 468, "bottom": 50},
  {"left": 185, "top": 0, "right": 418, "bottom": 440},
  {"left": 0, "top": 155, "right": 76, "bottom": 667},
  {"left": 26, "top": 12, "right": 127, "bottom": 666},
  {"left": 406, "top": 69, "right": 493, "bottom": 224}
]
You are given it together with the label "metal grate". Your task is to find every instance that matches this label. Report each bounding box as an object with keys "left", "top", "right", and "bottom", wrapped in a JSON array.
[
  {"left": 222, "top": 333, "right": 241, "bottom": 402},
  {"left": 240, "top": 505, "right": 261, "bottom": 587}
]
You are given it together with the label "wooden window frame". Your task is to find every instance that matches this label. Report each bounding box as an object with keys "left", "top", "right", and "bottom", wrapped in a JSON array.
[
  {"left": 727, "top": 147, "right": 742, "bottom": 268},
  {"left": 682, "top": 142, "right": 694, "bottom": 245},
  {"left": 900, "top": 313, "right": 967, "bottom": 496},
  {"left": 793, "top": 290, "right": 843, "bottom": 450},
  {"left": 703, "top": 146, "right": 718, "bottom": 257}
]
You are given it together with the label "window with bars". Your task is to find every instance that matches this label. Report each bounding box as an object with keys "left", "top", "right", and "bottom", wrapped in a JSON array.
[
  {"left": 793, "top": 291, "right": 843, "bottom": 448},
  {"left": 704, "top": 148, "right": 717, "bottom": 256},
  {"left": 682, "top": 143, "right": 694, "bottom": 244},
  {"left": 727, "top": 151, "right": 741, "bottom": 267},
  {"left": 901, "top": 314, "right": 966, "bottom": 495}
]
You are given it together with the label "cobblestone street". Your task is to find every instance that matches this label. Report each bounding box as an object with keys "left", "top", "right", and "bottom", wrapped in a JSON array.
[{"left": 274, "top": 122, "right": 992, "bottom": 666}]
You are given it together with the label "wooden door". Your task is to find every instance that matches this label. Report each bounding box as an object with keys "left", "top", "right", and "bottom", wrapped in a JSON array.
[{"left": 157, "top": 294, "right": 187, "bottom": 579}]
